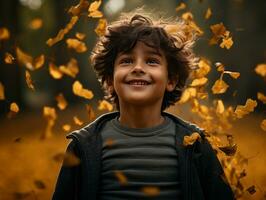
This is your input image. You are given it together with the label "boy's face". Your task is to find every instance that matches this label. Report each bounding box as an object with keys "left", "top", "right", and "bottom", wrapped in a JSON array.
[{"left": 111, "top": 41, "right": 176, "bottom": 109}]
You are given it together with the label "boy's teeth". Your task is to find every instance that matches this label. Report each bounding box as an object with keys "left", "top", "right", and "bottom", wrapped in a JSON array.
[{"left": 129, "top": 81, "right": 148, "bottom": 85}]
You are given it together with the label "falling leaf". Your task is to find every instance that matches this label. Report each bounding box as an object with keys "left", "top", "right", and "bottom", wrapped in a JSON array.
[
  {"left": 220, "top": 37, "right": 233, "bottom": 49},
  {"left": 0, "top": 27, "right": 10, "bottom": 40},
  {"left": 210, "top": 23, "right": 227, "bottom": 38},
  {"left": 88, "top": 0, "right": 103, "bottom": 18},
  {"left": 59, "top": 58, "right": 79, "bottom": 78},
  {"left": 257, "top": 92, "right": 266, "bottom": 104},
  {"left": 212, "top": 79, "right": 229, "bottom": 94},
  {"left": 141, "top": 186, "right": 160, "bottom": 197},
  {"left": 260, "top": 119, "right": 266, "bottom": 131},
  {"left": 95, "top": 18, "right": 107, "bottom": 36},
  {"left": 68, "top": 0, "right": 89, "bottom": 16},
  {"left": 183, "top": 132, "right": 201, "bottom": 146},
  {"left": 34, "top": 180, "right": 46, "bottom": 189},
  {"left": 234, "top": 99, "right": 257, "bottom": 118},
  {"left": 114, "top": 170, "right": 127, "bottom": 185},
  {"left": 254, "top": 63, "right": 266, "bottom": 78},
  {"left": 29, "top": 18, "right": 43, "bottom": 30},
  {"left": 190, "top": 77, "right": 208, "bottom": 87},
  {"left": 55, "top": 93, "right": 68, "bottom": 110},
  {"left": 175, "top": 2, "right": 186, "bottom": 12},
  {"left": 182, "top": 12, "right": 204, "bottom": 35},
  {"left": 98, "top": 100, "right": 113, "bottom": 111},
  {"left": 66, "top": 38, "right": 87, "bottom": 53},
  {"left": 224, "top": 71, "right": 240, "bottom": 79},
  {"left": 216, "top": 100, "right": 225, "bottom": 114},
  {"left": 194, "top": 58, "right": 211, "bottom": 78},
  {"left": 34, "top": 54, "right": 45, "bottom": 69},
  {"left": 49, "top": 63, "right": 63, "bottom": 79},
  {"left": 10, "top": 102, "right": 19, "bottom": 113},
  {"left": 46, "top": 16, "right": 79, "bottom": 47},
  {"left": 42, "top": 106, "right": 57, "bottom": 139},
  {"left": 4, "top": 52, "right": 15, "bottom": 64},
  {"left": 25, "top": 70, "right": 35, "bottom": 90},
  {"left": 215, "top": 62, "right": 225, "bottom": 72},
  {"left": 73, "top": 116, "right": 84, "bottom": 125},
  {"left": 72, "top": 81, "right": 94, "bottom": 99},
  {"left": 178, "top": 87, "right": 197, "bottom": 104},
  {"left": 86, "top": 104, "right": 95, "bottom": 121},
  {"left": 62, "top": 124, "right": 71, "bottom": 132},
  {"left": 0, "top": 82, "right": 5, "bottom": 100},
  {"left": 75, "top": 32, "right": 86, "bottom": 40},
  {"left": 204, "top": 7, "right": 212, "bottom": 20}
]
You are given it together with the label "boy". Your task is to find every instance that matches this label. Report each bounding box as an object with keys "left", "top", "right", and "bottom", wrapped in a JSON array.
[{"left": 52, "top": 11, "right": 235, "bottom": 200}]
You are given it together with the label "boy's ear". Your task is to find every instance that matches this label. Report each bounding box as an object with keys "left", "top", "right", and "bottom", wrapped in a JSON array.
[
  {"left": 166, "top": 77, "right": 177, "bottom": 92},
  {"left": 106, "top": 78, "right": 114, "bottom": 94}
]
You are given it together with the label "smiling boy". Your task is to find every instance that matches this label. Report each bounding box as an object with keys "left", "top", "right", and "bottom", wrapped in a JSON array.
[{"left": 52, "top": 11, "right": 235, "bottom": 200}]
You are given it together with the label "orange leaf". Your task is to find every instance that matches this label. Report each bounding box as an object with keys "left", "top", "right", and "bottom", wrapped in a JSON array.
[
  {"left": 261, "top": 119, "right": 266, "bottom": 131},
  {"left": 88, "top": 1, "right": 103, "bottom": 18},
  {"left": 42, "top": 106, "right": 57, "bottom": 139},
  {"left": 75, "top": 32, "right": 86, "bottom": 40},
  {"left": 10, "top": 102, "right": 19, "bottom": 113},
  {"left": 73, "top": 116, "right": 84, "bottom": 125},
  {"left": 95, "top": 18, "right": 107, "bottom": 36},
  {"left": 25, "top": 70, "right": 35, "bottom": 90},
  {"left": 29, "top": 18, "right": 43, "bottom": 30},
  {"left": 194, "top": 58, "right": 211, "bottom": 78},
  {"left": 98, "top": 100, "right": 113, "bottom": 111},
  {"left": 4, "top": 52, "right": 15, "bottom": 64},
  {"left": 59, "top": 58, "right": 79, "bottom": 78},
  {"left": 216, "top": 100, "right": 225, "bottom": 114},
  {"left": 66, "top": 38, "right": 87, "bottom": 53},
  {"left": 234, "top": 99, "right": 257, "bottom": 118},
  {"left": 178, "top": 87, "right": 197, "bottom": 104},
  {"left": 190, "top": 77, "right": 208, "bottom": 87},
  {"left": 212, "top": 79, "right": 229, "bottom": 94},
  {"left": 220, "top": 37, "right": 233, "bottom": 49},
  {"left": 254, "top": 63, "right": 266, "bottom": 78},
  {"left": 183, "top": 132, "right": 201, "bottom": 146},
  {"left": 175, "top": 2, "right": 186, "bottom": 12},
  {"left": 68, "top": 0, "right": 89, "bottom": 16},
  {"left": 49, "top": 63, "right": 63, "bottom": 79},
  {"left": 0, "top": 27, "right": 10, "bottom": 40},
  {"left": 224, "top": 71, "right": 240, "bottom": 79},
  {"left": 55, "top": 93, "right": 68, "bottom": 110},
  {"left": 210, "top": 23, "right": 227, "bottom": 38},
  {"left": 72, "top": 81, "right": 94, "bottom": 99},
  {"left": 215, "top": 62, "right": 225, "bottom": 72},
  {"left": 0, "top": 82, "right": 5, "bottom": 100},
  {"left": 86, "top": 104, "right": 95, "bottom": 121},
  {"left": 62, "top": 124, "right": 71, "bottom": 132},
  {"left": 204, "top": 7, "right": 212, "bottom": 20},
  {"left": 257, "top": 92, "right": 266, "bottom": 104}
]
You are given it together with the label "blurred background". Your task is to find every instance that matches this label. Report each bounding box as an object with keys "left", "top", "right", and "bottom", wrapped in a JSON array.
[{"left": 0, "top": 0, "right": 265, "bottom": 199}]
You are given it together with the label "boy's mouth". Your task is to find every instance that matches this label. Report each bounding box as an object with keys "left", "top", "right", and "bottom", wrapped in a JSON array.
[{"left": 126, "top": 79, "right": 151, "bottom": 85}]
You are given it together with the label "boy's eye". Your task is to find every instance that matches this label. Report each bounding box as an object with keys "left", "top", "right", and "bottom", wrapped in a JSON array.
[
  {"left": 147, "top": 58, "right": 160, "bottom": 65},
  {"left": 119, "top": 58, "right": 133, "bottom": 64}
]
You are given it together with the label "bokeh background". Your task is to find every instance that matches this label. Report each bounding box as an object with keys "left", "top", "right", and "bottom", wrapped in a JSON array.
[{"left": 0, "top": 0, "right": 266, "bottom": 199}]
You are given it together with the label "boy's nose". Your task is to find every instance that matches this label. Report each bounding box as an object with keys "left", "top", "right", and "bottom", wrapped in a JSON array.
[{"left": 132, "top": 61, "right": 145, "bottom": 74}]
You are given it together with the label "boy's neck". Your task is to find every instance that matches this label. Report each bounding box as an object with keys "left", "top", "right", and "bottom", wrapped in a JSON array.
[{"left": 118, "top": 103, "right": 164, "bottom": 129}]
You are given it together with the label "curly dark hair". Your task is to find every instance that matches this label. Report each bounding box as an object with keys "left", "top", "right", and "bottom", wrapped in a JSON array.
[{"left": 91, "top": 10, "right": 198, "bottom": 111}]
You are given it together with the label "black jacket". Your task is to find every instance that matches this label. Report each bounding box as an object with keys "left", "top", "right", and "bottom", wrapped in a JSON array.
[{"left": 52, "top": 111, "right": 235, "bottom": 200}]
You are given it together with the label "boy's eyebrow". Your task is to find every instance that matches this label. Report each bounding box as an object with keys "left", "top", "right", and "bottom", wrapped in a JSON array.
[{"left": 118, "top": 50, "right": 163, "bottom": 57}]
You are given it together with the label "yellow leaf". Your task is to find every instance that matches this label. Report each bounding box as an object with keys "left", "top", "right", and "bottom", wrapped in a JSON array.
[
  {"left": 0, "top": 82, "right": 5, "bottom": 100},
  {"left": 98, "top": 100, "right": 113, "bottom": 111},
  {"left": 181, "top": 12, "right": 204, "bottom": 35},
  {"left": 42, "top": 106, "right": 57, "bottom": 139},
  {"left": 49, "top": 63, "right": 63, "bottom": 79},
  {"left": 25, "top": 70, "right": 35, "bottom": 90},
  {"left": 4, "top": 53, "right": 15, "bottom": 64},
  {"left": 204, "top": 7, "right": 212, "bottom": 20},
  {"left": 73, "top": 116, "right": 84, "bottom": 125},
  {"left": 16, "top": 47, "right": 44, "bottom": 70},
  {"left": 175, "top": 2, "right": 186, "bottom": 12},
  {"left": 114, "top": 170, "right": 127, "bottom": 185},
  {"left": 210, "top": 23, "right": 227, "bottom": 38},
  {"left": 261, "top": 119, "right": 266, "bottom": 131},
  {"left": 220, "top": 37, "right": 233, "bottom": 49},
  {"left": 183, "top": 132, "right": 201, "bottom": 146},
  {"left": 10, "top": 102, "right": 19, "bottom": 113},
  {"left": 190, "top": 77, "right": 208, "bottom": 87},
  {"left": 88, "top": 10, "right": 103, "bottom": 18},
  {"left": 88, "top": 1, "right": 103, "bottom": 18},
  {"left": 46, "top": 16, "right": 79, "bottom": 47},
  {"left": 66, "top": 38, "right": 87, "bottom": 53},
  {"left": 215, "top": 62, "right": 225, "bottom": 72},
  {"left": 257, "top": 92, "right": 266, "bottom": 104},
  {"left": 73, "top": 81, "right": 94, "bottom": 99},
  {"left": 234, "top": 99, "right": 257, "bottom": 118},
  {"left": 29, "top": 18, "right": 43, "bottom": 30},
  {"left": 59, "top": 58, "right": 79, "bottom": 78},
  {"left": 55, "top": 93, "right": 68, "bottom": 110},
  {"left": 62, "top": 124, "right": 71, "bottom": 132},
  {"left": 212, "top": 79, "right": 229, "bottom": 94},
  {"left": 95, "top": 18, "right": 107, "bottom": 36},
  {"left": 224, "top": 71, "right": 240, "bottom": 79},
  {"left": 178, "top": 87, "right": 197, "bottom": 104},
  {"left": 141, "top": 186, "right": 160, "bottom": 197},
  {"left": 216, "top": 100, "right": 225, "bottom": 114},
  {"left": 34, "top": 54, "right": 45, "bottom": 69},
  {"left": 0, "top": 27, "right": 10, "bottom": 40},
  {"left": 68, "top": 0, "right": 89, "bottom": 16},
  {"left": 254, "top": 63, "right": 266, "bottom": 78},
  {"left": 194, "top": 58, "right": 211, "bottom": 78},
  {"left": 75, "top": 32, "right": 86, "bottom": 40}
]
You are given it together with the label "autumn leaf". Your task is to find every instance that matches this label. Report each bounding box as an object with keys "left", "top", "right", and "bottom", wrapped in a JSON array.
[
  {"left": 254, "top": 63, "right": 266, "bottom": 78},
  {"left": 42, "top": 106, "right": 57, "bottom": 139},
  {"left": 204, "top": 7, "right": 212, "bottom": 20},
  {"left": 4, "top": 52, "right": 15, "bottom": 64},
  {"left": 210, "top": 23, "right": 227, "bottom": 38},
  {"left": 178, "top": 87, "right": 196, "bottom": 104},
  {"left": 29, "top": 18, "right": 43, "bottom": 30},
  {"left": 88, "top": 0, "right": 103, "bottom": 18},
  {"left": 175, "top": 2, "right": 186, "bottom": 12},
  {"left": 72, "top": 81, "right": 94, "bottom": 99},
  {"left": 68, "top": 0, "right": 89, "bottom": 16},
  {"left": 86, "top": 104, "right": 95, "bottom": 121},
  {"left": 66, "top": 38, "right": 87, "bottom": 53},
  {"left": 181, "top": 12, "right": 204, "bottom": 35},
  {"left": 98, "top": 100, "right": 113, "bottom": 111},
  {"left": 10, "top": 102, "right": 19, "bottom": 113},
  {"left": 73, "top": 116, "right": 84, "bottom": 125},
  {"left": 25, "top": 70, "right": 35, "bottom": 90},
  {"left": 55, "top": 93, "right": 68, "bottom": 110},
  {"left": 212, "top": 79, "right": 229, "bottom": 94},
  {"left": 257, "top": 92, "right": 266, "bottom": 104},
  {"left": 234, "top": 99, "right": 257, "bottom": 118},
  {"left": 59, "top": 58, "right": 79, "bottom": 78},
  {"left": 224, "top": 71, "right": 240, "bottom": 79},
  {"left": 0, "top": 27, "right": 10, "bottom": 40},
  {"left": 215, "top": 62, "right": 225, "bottom": 72},
  {"left": 190, "top": 77, "right": 208, "bottom": 87},
  {"left": 260, "top": 119, "right": 266, "bottom": 131},
  {"left": 141, "top": 186, "right": 160, "bottom": 197},
  {"left": 46, "top": 16, "right": 79, "bottom": 47},
  {"left": 183, "top": 132, "right": 201, "bottom": 146},
  {"left": 220, "top": 37, "right": 233, "bottom": 49},
  {"left": 194, "top": 58, "right": 211, "bottom": 78},
  {"left": 0, "top": 82, "right": 5, "bottom": 100},
  {"left": 216, "top": 100, "right": 225, "bottom": 114},
  {"left": 62, "top": 124, "right": 71, "bottom": 132},
  {"left": 114, "top": 170, "right": 127, "bottom": 185},
  {"left": 75, "top": 32, "right": 86, "bottom": 40},
  {"left": 95, "top": 18, "right": 107, "bottom": 36},
  {"left": 49, "top": 63, "right": 63, "bottom": 79}
]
